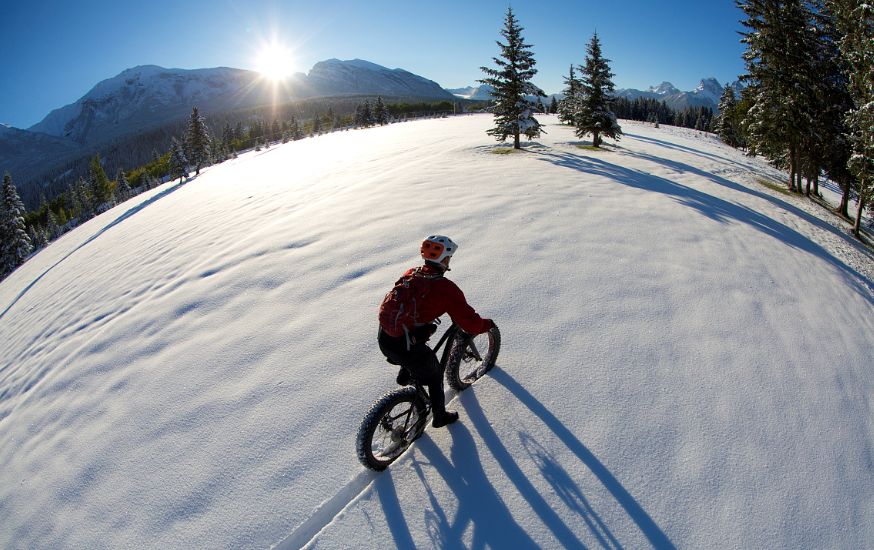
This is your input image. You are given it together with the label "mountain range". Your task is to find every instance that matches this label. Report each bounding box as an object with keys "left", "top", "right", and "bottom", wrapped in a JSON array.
[
  {"left": 0, "top": 59, "right": 456, "bottom": 202},
  {"left": 448, "top": 78, "right": 744, "bottom": 113},
  {"left": 614, "top": 78, "right": 744, "bottom": 112},
  {"left": 2, "top": 60, "right": 742, "bottom": 207}
]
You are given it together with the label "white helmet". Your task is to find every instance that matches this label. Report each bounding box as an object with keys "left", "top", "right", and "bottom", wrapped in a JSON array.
[{"left": 420, "top": 235, "right": 458, "bottom": 264}]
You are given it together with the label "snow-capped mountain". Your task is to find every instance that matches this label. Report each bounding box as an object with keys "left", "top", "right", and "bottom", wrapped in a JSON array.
[
  {"left": 27, "top": 60, "right": 455, "bottom": 147},
  {"left": 29, "top": 65, "right": 267, "bottom": 145},
  {"left": 615, "top": 78, "right": 744, "bottom": 112},
  {"left": 300, "top": 59, "right": 454, "bottom": 100},
  {"left": 446, "top": 84, "right": 496, "bottom": 100}
]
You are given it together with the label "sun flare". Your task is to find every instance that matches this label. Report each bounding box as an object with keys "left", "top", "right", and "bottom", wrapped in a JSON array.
[{"left": 255, "top": 42, "right": 294, "bottom": 82}]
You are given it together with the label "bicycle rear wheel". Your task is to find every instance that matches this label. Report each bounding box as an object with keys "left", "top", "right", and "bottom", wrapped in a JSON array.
[
  {"left": 446, "top": 325, "right": 501, "bottom": 391},
  {"left": 356, "top": 387, "right": 429, "bottom": 471}
]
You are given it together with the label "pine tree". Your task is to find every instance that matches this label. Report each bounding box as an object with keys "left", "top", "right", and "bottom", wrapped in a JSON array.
[
  {"left": 479, "top": 7, "right": 546, "bottom": 149},
  {"left": 715, "top": 85, "right": 740, "bottom": 147},
  {"left": 374, "top": 96, "right": 390, "bottom": 125},
  {"left": 186, "top": 106, "right": 211, "bottom": 175},
  {"left": 828, "top": 0, "right": 874, "bottom": 237},
  {"left": 739, "top": 0, "right": 819, "bottom": 192},
  {"left": 47, "top": 209, "right": 60, "bottom": 240},
  {"left": 0, "top": 173, "right": 33, "bottom": 278},
  {"left": 170, "top": 137, "right": 189, "bottom": 183},
  {"left": 558, "top": 65, "right": 580, "bottom": 125},
  {"left": 117, "top": 171, "right": 132, "bottom": 202},
  {"left": 549, "top": 96, "right": 558, "bottom": 114},
  {"left": 89, "top": 154, "right": 113, "bottom": 208},
  {"left": 574, "top": 32, "right": 622, "bottom": 147}
]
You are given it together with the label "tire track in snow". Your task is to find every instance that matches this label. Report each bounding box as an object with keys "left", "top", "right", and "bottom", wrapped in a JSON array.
[
  {"left": 271, "top": 469, "right": 377, "bottom": 550},
  {"left": 270, "top": 387, "right": 464, "bottom": 549}
]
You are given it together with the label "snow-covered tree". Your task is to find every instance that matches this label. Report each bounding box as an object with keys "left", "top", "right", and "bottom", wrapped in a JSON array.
[
  {"left": 46, "top": 209, "right": 60, "bottom": 240},
  {"left": 479, "top": 7, "right": 546, "bottom": 149},
  {"left": 374, "top": 97, "right": 390, "bottom": 125},
  {"left": 116, "top": 171, "right": 132, "bottom": 202},
  {"left": 739, "top": 0, "right": 819, "bottom": 192},
  {"left": 829, "top": 0, "right": 874, "bottom": 237},
  {"left": 558, "top": 65, "right": 580, "bottom": 125},
  {"left": 715, "top": 85, "right": 741, "bottom": 147},
  {"left": 0, "top": 173, "right": 33, "bottom": 278},
  {"left": 186, "top": 107, "right": 211, "bottom": 175},
  {"left": 170, "top": 137, "right": 189, "bottom": 183},
  {"left": 574, "top": 32, "right": 622, "bottom": 147}
]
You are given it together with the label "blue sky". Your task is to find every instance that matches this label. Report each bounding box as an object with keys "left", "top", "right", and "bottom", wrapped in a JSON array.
[{"left": 0, "top": 0, "right": 746, "bottom": 129}]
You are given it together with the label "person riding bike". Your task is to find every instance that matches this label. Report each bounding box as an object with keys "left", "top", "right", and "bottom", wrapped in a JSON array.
[{"left": 378, "top": 235, "right": 495, "bottom": 428}]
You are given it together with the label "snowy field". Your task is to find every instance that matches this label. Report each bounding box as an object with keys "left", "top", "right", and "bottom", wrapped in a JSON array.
[{"left": 0, "top": 114, "right": 872, "bottom": 549}]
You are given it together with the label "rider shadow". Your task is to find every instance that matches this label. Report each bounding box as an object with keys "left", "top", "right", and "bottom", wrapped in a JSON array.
[
  {"left": 519, "top": 432, "right": 623, "bottom": 549},
  {"left": 394, "top": 422, "right": 540, "bottom": 549},
  {"left": 490, "top": 369, "right": 676, "bottom": 550}
]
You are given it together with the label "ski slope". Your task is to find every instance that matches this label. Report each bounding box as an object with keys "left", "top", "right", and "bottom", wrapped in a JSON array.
[{"left": 1, "top": 114, "right": 872, "bottom": 549}]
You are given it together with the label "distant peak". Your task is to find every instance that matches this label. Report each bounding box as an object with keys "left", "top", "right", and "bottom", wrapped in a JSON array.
[{"left": 649, "top": 81, "right": 678, "bottom": 95}]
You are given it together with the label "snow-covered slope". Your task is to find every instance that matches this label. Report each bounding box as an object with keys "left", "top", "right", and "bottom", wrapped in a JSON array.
[{"left": 0, "top": 116, "right": 872, "bottom": 549}]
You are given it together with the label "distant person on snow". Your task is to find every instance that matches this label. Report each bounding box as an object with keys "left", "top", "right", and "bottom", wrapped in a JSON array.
[{"left": 378, "top": 235, "right": 495, "bottom": 428}]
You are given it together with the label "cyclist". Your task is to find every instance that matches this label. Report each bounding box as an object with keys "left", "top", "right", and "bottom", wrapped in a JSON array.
[{"left": 378, "top": 235, "right": 495, "bottom": 428}]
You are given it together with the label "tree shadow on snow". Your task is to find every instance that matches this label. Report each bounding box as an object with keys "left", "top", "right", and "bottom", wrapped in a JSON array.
[
  {"left": 0, "top": 179, "right": 188, "bottom": 321},
  {"left": 491, "top": 369, "right": 677, "bottom": 550},
  {"left": 535, "top": 148, "right": 874, "bottom": 306}
]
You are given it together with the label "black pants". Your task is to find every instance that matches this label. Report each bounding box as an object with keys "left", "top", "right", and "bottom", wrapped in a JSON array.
[{"left": 378, "top": 328, "right": 447, "bottom": 417}]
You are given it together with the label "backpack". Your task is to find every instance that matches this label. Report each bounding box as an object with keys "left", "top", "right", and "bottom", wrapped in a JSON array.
[{"left": 378, "top": 268, "right": 435, "bottom": 337}]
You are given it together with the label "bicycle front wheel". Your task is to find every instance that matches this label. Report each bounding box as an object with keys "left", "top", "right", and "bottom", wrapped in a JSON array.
[
  {"left": 446, "top": 325, "right": 501, "bottom": 391},
  {"left": 356, "top": 387, "right": 429, "bottom": 471}
]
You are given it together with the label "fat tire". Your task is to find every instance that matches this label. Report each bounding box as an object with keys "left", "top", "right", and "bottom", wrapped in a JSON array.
[
  {"left": 356, "top": 387, "right": 428, "bottom": 471},
  {"left": 446, "top": 325, "right": 501, "bottom": 391}
]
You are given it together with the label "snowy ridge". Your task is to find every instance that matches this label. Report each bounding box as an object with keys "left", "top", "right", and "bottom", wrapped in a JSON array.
[{"left": 1, "top": 115, "right": 872, "bottom": 548}]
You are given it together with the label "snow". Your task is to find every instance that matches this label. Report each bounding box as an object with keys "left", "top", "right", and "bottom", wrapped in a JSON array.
[{"left": 1, "top": 115, "right": 872, "bottom": 549}]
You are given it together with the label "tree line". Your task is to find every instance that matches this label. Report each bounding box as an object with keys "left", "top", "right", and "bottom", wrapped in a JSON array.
[
  {"left": 714, "top": 0, "right": 873, "bottom": 238},
  {"left": 478, "top": 4, "right": 872, "bottom": 240},
  {"left": 0, "top": 97, "right": 473, "bottom": 280}
]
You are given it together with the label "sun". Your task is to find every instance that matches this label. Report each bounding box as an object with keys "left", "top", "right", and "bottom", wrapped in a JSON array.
[{"left": 255, "top": 42, "right": 294, "bottom": 82}]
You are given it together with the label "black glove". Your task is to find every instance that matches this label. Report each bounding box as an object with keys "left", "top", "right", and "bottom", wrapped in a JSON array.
[{"left": 411, "top": 323, "right": 438, "bottom": 343}]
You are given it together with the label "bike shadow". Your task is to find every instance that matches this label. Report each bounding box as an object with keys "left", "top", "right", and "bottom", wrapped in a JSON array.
[
  {"left": 489, "top": 369, "right": 676, "bottom": 549},
  {"left": 404, "top": 422, "right": 540, "bottom": 549}
]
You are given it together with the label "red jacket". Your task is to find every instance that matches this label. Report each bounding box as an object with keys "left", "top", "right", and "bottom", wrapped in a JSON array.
[{"left": 403, "top": 264, "right": 492, "bottom": 335}]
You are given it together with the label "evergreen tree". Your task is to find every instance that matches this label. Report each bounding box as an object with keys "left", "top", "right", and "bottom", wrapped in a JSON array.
[
  {"left": 715, "top": 85, "right": 740, "bottom": 147},
  {"left": 170, "top": 137, "right": 189, "bottom": 183},
  {"left": 28, "top": 225, "right": 48, "bottom": 250},
  {"left": 47, "top": 209, "right": 61, "bottom": 240},
  {"left": 374, "top": 96, "right": 390, "bottom": 125},
  {"left": 829, "top": 0, "right": 874, "bottom": 237},
  {"left": 739, "top": 0, "right": 819, "bottom": 192},
  {"left": 559, "top": 65, "right": 580, "bottom": 124},
  {"left": 89, "top": 154, "right": 113, "bottom": 208},
  {"left": 479, "top": 7, "right": 546, "bottom": 149},
  {"left": 0, "top": 173, "right": 33, "bottom": 278},
  {"left": 76, "top": 176, "right": 94, "bottom": 219},
  {"left": 117, "top": 171, "right": 132, "bottom": 202},
  {"left": 549, "top": 96, "right": 558, "bottom": 114},
  {"left": 186, "top": 106, "right": 211, "bottom": 175},
  {"left": 574, "top": 32, "right": 622, "bottom": 147}
]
